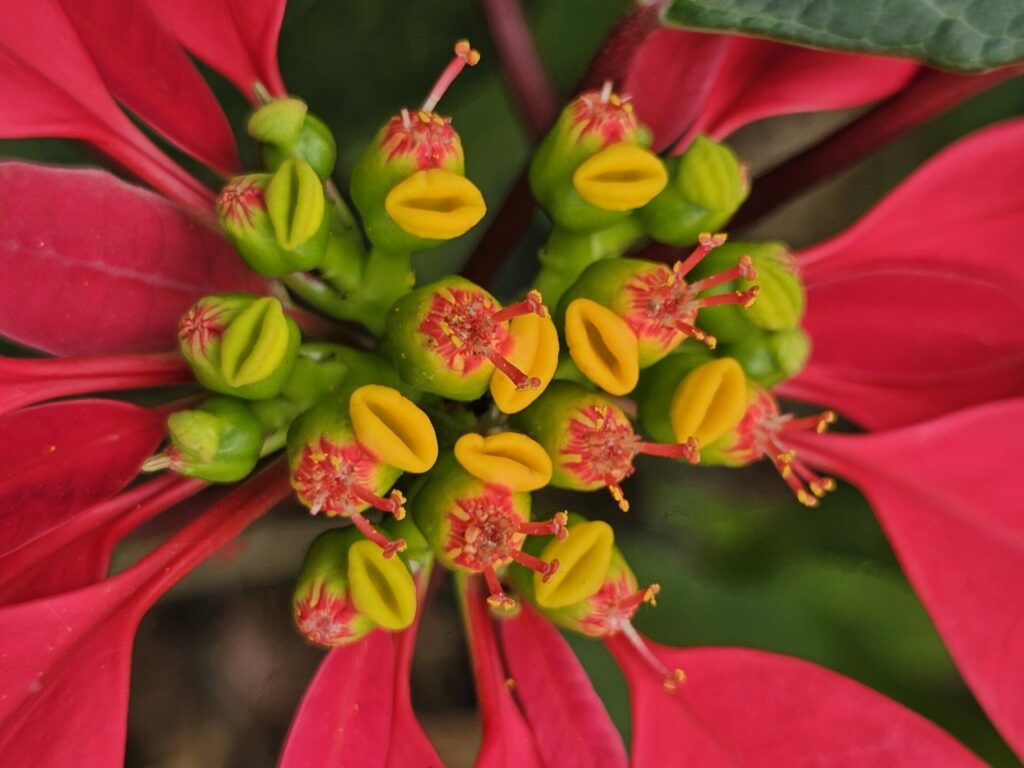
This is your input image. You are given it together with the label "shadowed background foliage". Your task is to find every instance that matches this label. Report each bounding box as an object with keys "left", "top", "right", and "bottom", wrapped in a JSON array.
[{"left": 3, "top": 0, "right": 1022, "bottom": 765}]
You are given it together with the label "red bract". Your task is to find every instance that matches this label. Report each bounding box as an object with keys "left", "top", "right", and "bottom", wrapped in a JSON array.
[
  {"left": 55, "top": 0, "right": 242, "bottom": 174},
  {"left": 0, "top": 163, "right": 273, "bottom": 356},
  {"left": 606, "top": 635, "right": 987, "bottom": 767},
  {"left": 0, "top": 0, "right": 215, "bottom": 211},
  {"left": 498, "top": 601, "right": 628, "bottom": 768},
  {"left": 0, "top": 459, "right": 290, "bottom": 767},
  {"left": 280, "top": 578, "right": 441, "bottom": 767},
  {"left": 779, "top": 119, "right": 1024, "bottom": 430},
  {"left": 788, "top": 399, "right": 1024, "bottom": 762},
  {"left": 0, "top": 352, "right": 191, "bottom": 417},
  {"left": 143, "top": 0, "right": 287, "bottom": 101},
  {"left": 624, "top": 28, "right": 918, "bottom": 151},
  {"left": 0, "top": 473, "right": 204, "bottom": 605},
  {"left": 0, "top": 399, "right": 168, "bottom": 554},
  {"left": 462, "top": 576, "right": 544, "bottom": 768}
]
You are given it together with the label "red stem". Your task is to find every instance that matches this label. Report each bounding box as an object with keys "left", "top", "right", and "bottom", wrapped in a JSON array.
[
  {"left": 461, "top": 2, "right": 664, "bottom": 286},
  {"left": 730, "top": 65, "right": 1024, "bottom": 228},
  {"left": 479, "top": 0, "right": 559, "bottom": 139}
]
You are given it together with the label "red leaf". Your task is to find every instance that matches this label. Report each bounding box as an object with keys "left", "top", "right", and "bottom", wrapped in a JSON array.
[
  {"left": 144, "top": 0, "right": 287, "bottom": 101},
  {"left": 385, "top": 592, "right": 444, "bottom": 768},
  {"left": 0, "top": 352, "right": 191, "bottom": 417},
  {"left": 0, "top": 163, "right": 274, "bottom": 355},
  {"left": 0, "top": 399, "right": 167, "bottom": 557},
  {"left": 606, "top": 636, "right": 986, "bottom": 767},
  {"left": 790, "top": 401, "right": 1024, "bottom": 762},
  {"left": 279, "top": 632, "right": 396, "bottom": 768},
  {"left": 624, "top": 29, "right": 917, "bottom": 152},
  {"left": 0, "top": 459, "right": 290, "bottom": 767},
  {"left": 0, "top": 0, "right": 213, "bottom": 211},
  {"left": 783, "top": 120, "right": 1024, "bottom": 429},
  {"left": 461, "top": 576, "right": 544, "bottom": 768},
  {"left": 499, "top": 602, "right": 628, "bottom": 768},
  {"left": 56, "top": 0, "right": 241, "bottom": 174},
  {"left": 0, "top": 474, "right": 204, "bottom": 605}
]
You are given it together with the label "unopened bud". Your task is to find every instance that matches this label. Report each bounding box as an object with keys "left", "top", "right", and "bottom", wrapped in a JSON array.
[
  {"left": 638, "top": 135, "right": 749, "bottom": 246},
  {"left": 249, "top": 98, "right": 338, "bottom": 181},
  {"left": 723, "top": 328, "right": 811, "bottom": 388},
  {"left": 163, "top": 397, "right": 264, "bottom": 483}
]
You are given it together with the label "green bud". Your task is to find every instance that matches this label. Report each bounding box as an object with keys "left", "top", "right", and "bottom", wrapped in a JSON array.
[
  {"left": 178, "top": 293, "right": 301, "bottom": 400},
  {"left": 165, "top": 397, "right": 263, "bottom": 483},
  {"left": 530, "top": 89, "right": 665, "bottom": 232},
  {"left": 217, "top": 173, "right": 328, "bottom": 277},
  {"left": 722, "top": 327, "right": 811, "bottom": 388},
  {"left": 249, "top": 98, "right": 337, "bottom": 181},
  {"left": 690, "top": 241, "right": 805, "bottom": 344},
  {"left": 638, "top": 135, "right": 749, "bottom": 245}
]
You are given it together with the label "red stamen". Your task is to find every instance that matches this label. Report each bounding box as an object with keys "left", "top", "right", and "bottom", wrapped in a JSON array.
[
  {"left": 672, "top": 232, "right": 727, "bottom": 278},
  {"left": 422, "top": 39, "right": 481, "bottom": 112},
  {"left": 696, "top": 285, "right": 760, "bottom": 309},
  {"left": 349, "top": 512, "right": 407, "bottom": 558},
  {"left": 728, "top": 392, "right": 838, "bottom": 507},
  {"left": 688, "top": 254, "right": 757, "bottom": 292},
  {"left": 353, "top": 486, "right": 407, "bottom": 520},
  {"left": 483, "top": 566, "right": 516, "bottom": 611},
  {"left": 510, "top": 549, "right": 560, "bottom": 582},
  {"left": 517, "top": 510, "right": 569, "bottom": 540},
  {"left": 484, "top": 348, "right": 541, "bottom": 391},
  {"left": 619, "top": 621, "right": 686, "bottom": 692},
  {"left": 636, "top": 437, "right": 700, "bottom": 464},
  {"left": 491, "top": 290, "right": 546, "bottom": 322}
]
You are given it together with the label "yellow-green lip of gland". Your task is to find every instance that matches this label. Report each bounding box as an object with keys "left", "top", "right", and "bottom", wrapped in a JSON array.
[
  {"left": 490, "top": 312, "right": 559, "bottom": 414},
  {"left": 347, "top": 539, "right": 417, "bottom": 631},
  {"left": 535, "top": 520, "right": 614, "bottom": 608},
  {"left": 266, "top": 159, "right": 326, "bottom": 251},
  {"left": 349, "top": 384, "right": 438, "bottom": 473},
  {"left": 385, "top": 169, "right": 486, "bottom": 240},
  {"left": 454, "top": 432, "right": 553, "bottom": 492},
  {"left": 565, "top": 298, "right": 639, "bottom": 396},
  {"left": 670, "top": 357, "right": 747, "bottom": 446},
  {"left": 219, "top": 297, "right": 291, "bottom": 387},
  {"left": 573, "top": 144, "right": 668, "bottom": 211}
]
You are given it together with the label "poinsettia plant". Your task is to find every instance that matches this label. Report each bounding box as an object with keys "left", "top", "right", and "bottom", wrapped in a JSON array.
[{"left": 0, "top": 0, "right": 1022, "bottom": 766}]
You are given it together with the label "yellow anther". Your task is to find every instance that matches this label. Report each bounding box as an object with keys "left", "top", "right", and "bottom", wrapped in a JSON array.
[
  {"left": 643, "top": 584, "right": 660, "bottom": 606},
  {"left": 454, "top": 432, "right": 553, "bottom": 491},
  {"left": 490, "top": 311, "right": 559, "bottom": 414},
  {"left": 669, "top": 358, "right": 748, "bottom": 447},
  {"left": 534, "top": 520, "right": 614, "bottom": 609},
  {"left": 609, "top": 484, "right": 630, "bottom": 513},
  {"left": 347, "top": 540, "right": 417, "bottom": 631},
  {"left": 385, "top": 169, "right": 487, "bottom": 240},
  {"left": 418, "top": 110, "right": 431, "bottom": 123},
  {"left": 349, "top": 385, "right": 439, "bottom": 473},
  {"left": 663, "top": 668, "right": 687, "bottom": 691},
  {"left": 573, "top": 143, "right": 668, "bottom": 211},
  {"left": 797, "top": 490, "right": 819, "bottom": 507},
  {"left": 564, "top": 299, "right": 640, "bottom": 396},
  {"left": 623, "top": 103, "right": 634, "bottom": 113},
  {"left": 817, "top": 411, "right": 838, "bottom": 433}
]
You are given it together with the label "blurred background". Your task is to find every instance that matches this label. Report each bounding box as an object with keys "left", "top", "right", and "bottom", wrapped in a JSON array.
[{"left": 4, "top": 0, "right": 1023, "bottom": 765}]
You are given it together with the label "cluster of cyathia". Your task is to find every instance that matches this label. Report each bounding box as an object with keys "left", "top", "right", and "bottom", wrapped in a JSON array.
[{"left": 147, "top": 41, "right": 833, "bottom": 666}]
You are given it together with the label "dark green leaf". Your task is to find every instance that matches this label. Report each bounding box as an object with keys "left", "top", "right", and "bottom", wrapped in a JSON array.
[{"left": 665, "top": 0, "right": 1024, "bottom": 72}]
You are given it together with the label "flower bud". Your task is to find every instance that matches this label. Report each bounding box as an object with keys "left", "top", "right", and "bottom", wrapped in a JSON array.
[
  {"left": 178, "top": 294, "right": 301, "bottom": 400},
  {"left": 722, "top": 328, "right": 810, "bottom": 388},
  {"left": 514, "top": 381, "right": 697, "bottom": 511},
  {"left": 510, "top": 513, "right": 614, "bottom": 610},
  {"left": 248, "top": 97, "right": 338, "bottom": 180},
  {"left": 688, "top": 241, "right": 804, "bottom": 344},
  {"left": 556, "top": 235, "right": 757, "bottom": 379},
  {"left": 350, "top": 42, "right": 486, "bottom": 251},
  {"left": 386, "top": 277, "right": 552, "bottom": 401},
  {"left": 287, "top": 385, "right": 436, "bottom": 557},
  {"left": 454, "top": 432, "right": 553, "bottom": 492},
  {"left": 530, "top": 85, "right": 666, "bottom": 232},
  {"left": 638, "top": 135, "right": 749, "bottom": 245},
  {"left": 413, "top": 455, "right": 567, "bottom": 611},
  {"left": 161, "top": 397, "right": 263, "bottom": 483},
  {"left": 293, "top": 528, "right": 417, "bottom": 647},
  {"left": 217, "top": 172, "right": 328, "bottom": 277}
]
